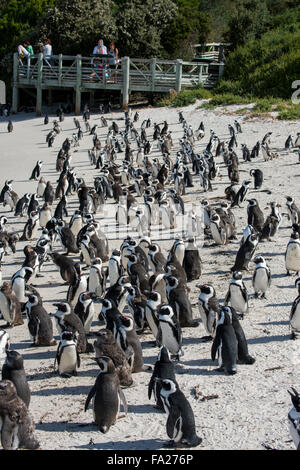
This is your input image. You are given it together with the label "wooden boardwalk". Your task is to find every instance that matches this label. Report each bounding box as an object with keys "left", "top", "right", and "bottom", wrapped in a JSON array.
[{"left": 12, "top": 53, "right": 224, "bottom": 115}]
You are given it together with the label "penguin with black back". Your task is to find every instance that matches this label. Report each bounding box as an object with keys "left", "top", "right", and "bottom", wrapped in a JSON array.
[
  {"left": 159, "top": 378, "right": 202, "bottom": 448},
  {"left": 84, "top": 356, "right": 127, "bottom": 433},
  {"left": 148, "top": 347, "right": 177, "bottom": 410},
  {"left": 288, "top": 387, "right": 300, "bottom": 450},
  {"left": 1, "top": 350, "right": 31, "bottom": 407},
  {"left": 211, "top": 306, "right": 238, "bottom": 375}
]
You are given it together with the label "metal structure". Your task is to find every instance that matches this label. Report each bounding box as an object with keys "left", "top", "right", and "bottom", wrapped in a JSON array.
[
  {"left": 12, "top": 53, "right": 225, "bottom": 115},
  {"left": 192, "top": 43, "right": 231, "bottom": 62}
]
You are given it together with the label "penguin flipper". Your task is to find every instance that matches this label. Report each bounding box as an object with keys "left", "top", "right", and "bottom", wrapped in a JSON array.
[
  {"left": 211, "top": 330, "right": 221, "bottom": 361},
  {"left": 148, "top": 374, "right": 155, "bottom": 400},
  {"left": 166, "top": 410, "right": 182, "bottom": 441},
  {"left": 77, "top": 350, "right": 81, "bottom": 368},
  {"left": 84, "top": 385, "right": 96, "bottom": 412},
  {"left": 118, "top": 388, "right": 128, "bottom": 415}
]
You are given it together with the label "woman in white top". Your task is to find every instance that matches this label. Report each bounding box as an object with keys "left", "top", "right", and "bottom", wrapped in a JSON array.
[{"left": 43, "top": 39, "right": 52, "bottom": 57}]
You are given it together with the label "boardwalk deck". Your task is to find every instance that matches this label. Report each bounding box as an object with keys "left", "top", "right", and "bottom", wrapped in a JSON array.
[{"left": 12, "top": 53, "right": 224, "bottom": 115}]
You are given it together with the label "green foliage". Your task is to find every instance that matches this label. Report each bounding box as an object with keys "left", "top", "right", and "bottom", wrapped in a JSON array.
[
  {"left": 38, "top": 0, "right": 117, "bottom": 56},
  {"left": 0, "top": 0, "right": 54, "bottom": 56},
  {"left": 161, "top": 0, "right": 211, "bottom": 59},
  {"left": 277, "top": 105, "right": 300, "bottom": 121},
  {"left": 115, "top": 0, "right": 178, "bottom": 58},
  {"left": 223, "top": 0, "right": 269, "bottom": 48},
  {"left": 156, "top": 85, "right": 212, "bottom": 107}
]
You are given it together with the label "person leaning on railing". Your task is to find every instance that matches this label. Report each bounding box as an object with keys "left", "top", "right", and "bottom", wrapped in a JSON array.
[{"left": 16, "top": 44, "right": 29, "bottom": 63}]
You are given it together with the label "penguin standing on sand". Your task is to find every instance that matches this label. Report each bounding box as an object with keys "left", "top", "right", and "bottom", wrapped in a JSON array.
[
  {"left": 182, "top": 237, "right": 202, "bottom": 281},
  {"left": 290, "top": 278, "right": 300, "bottom": 340},
  {"left": 1, "top": 350, "right": 31, "bottom": 407},
  {"left": 223, "top": 306, "right": 255, "bottom": 365},
  {"left": 252, "top": 255, "right": 271, "bottom": 299},
  {"left": 231, "top": 180, "right": 251, "bottom": 208},
  {"left": 67, "top": 262, "right": 88, "bottom": 307},
  {"left": 247, "top": 199, "right": 264, "bottom": 233},
  {"left": 20, "top": 211, "right": 40, "bottom": 241},
  {"left": 197, "top": 284, "right": 219, "bottom": 340},
  {"left": 288, "top": 388, "right": 300, "bottom": 450},
  {"left": 7, "top": 120, "right": 13, "bottom": 133},
  {"left": 93, "top": 329, "right": 133, "bottom": 388},
  {"left": 29, "top": 161, "right": 43, "bottom": 181},
  {"left": 88, "top": 258, "right": 107, "bottom": 298},
  {"left": 69, "top": 210, "right": 83, "bottom": 237},
  {"left": 0, "top": 380, "right": 40, "bottom": 450},
  {"left": 118, "top": 315, "right": 150, "bottom": 372},
  {"left": 250, "top": 169, "right": 263, "bottom": 190},
  {"left": 0, "top": 282, "right": 23, "bottom": 327},
  {"left": 54, "top": 331, "right": 80, "bottom": 377},
  {"left": 57, "top": 219, "right": 79, "bottom": 255},
  {"left": 14, "top": 193, "right": 31, "bottom": 217},
  {"left": 148, "top": 347, "right": 177, "bottom": 410},
  {"left": 25, "top": 294, "right": 56, "bottom": 346},
  {"left": 0, "top": 330, "right": 10, "bottom": 369},
  {"left": 225, "top": 271, "right": 249, "bottom": 318},
  {"left": 84, "top": 356, "right": 127, "bottom": 433},
  {"left": 286, "top": 197, "right": 300, "bottom": 225},
  {"left": 74, "top": 292, "right": 95, "bottom": 335},
  {"left": 50, "top": 252, "right": 77, "bottom": 284},
  {"left": 156, "top": 305, "right": 183, "bottom": 359},
  {"left": 231, "top": 233, "right": 259, "bottom": 272},
  {"left": 39, "top": 202, "right": 52, "bottom": 228},
  {"left": 165, "top": 276, "right": 198, "bottom": 328},
  {"left": 211, "top": 306, "right": 238, "bottom": 375},
  {"left": 53, "top": 301, "right": 93, "bottom": 353},
  {"left": 285, "top": 232, "right": 300, "bottom": 276},
  {"left": 159, "top": 378, "right": 202, "bottom": 448},
  {"left": 11, "top": 266, "right": 33, "bottom": 305},
  {"left": 108, "top": 250, "right": 126, "bottom": 286}
]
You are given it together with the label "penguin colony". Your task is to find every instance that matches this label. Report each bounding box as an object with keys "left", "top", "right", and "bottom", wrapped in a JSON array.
[{"left": 0, "top": 104, "right": 299, "bottom": 450}]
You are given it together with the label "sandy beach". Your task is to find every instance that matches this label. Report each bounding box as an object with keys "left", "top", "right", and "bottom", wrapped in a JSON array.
[{"left": 0, "top": 100, "right": 299, "bottom": 451}]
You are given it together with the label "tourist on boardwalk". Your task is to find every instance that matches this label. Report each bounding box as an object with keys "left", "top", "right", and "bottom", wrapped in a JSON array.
[
  {"left": 16, "top": 44, "right": 29, "bottom": 61},
  {"left": 93, "top": 39, "right": 107, "bottom": 56},
  {"left": 43, "top": 39, "right": 53, "bottom": 57},
  {"left": 24, "top": 41, "right": 34, "bottom": 55},
  {"left": 107, "top": 42, "right": 119, "bottom": 69}
]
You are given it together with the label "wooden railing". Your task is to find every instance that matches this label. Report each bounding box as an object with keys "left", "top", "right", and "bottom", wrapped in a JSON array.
[{"left": 12, "top": 53, "right": 224, "bottom": 114}]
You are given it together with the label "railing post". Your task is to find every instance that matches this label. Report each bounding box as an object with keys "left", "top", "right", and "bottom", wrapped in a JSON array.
[
  {"left": 36, "top": 52, "right": 43, "bottom": 116},
  {"left": 75, "top": 54, "right": 82, "bottom": 115},
  {"left": 175, "top": 59, "right": 182, "bottom": 93},
  {"left": 27, "top": 54, "right": 31, "bottom": 80},
  {"left": 198, "top": 65, "right": 203, "bottom": 85},
  {"left": 122, "top": 56, "right": 130, "bottom": 110},
  {"left": 12, "top": 53, "right": 19, "bottom": 114},
  {"left": 150, "top": 58, "right": 156, "bottom": 92},
  {"left": 58, "top": 54, "right": 63, "bottom": 86},
  {"left": 218, "top": 62, "right": 225, "bottom": 80}
]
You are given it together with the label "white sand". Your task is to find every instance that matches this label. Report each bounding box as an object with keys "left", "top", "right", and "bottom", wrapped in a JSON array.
[{"left": 0, "top": 100, "right": 299, "bottom": 450}]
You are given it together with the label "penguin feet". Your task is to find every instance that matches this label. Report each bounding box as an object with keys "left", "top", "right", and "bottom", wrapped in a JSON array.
[
  {"left": 200, "top": 335, "right": 213, "bottom": 342},
  {"left": 237, "top": 356, "right": 255, "bottom": 365}
]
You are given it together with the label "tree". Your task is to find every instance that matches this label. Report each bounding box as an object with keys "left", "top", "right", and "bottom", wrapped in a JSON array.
[
  {"left": 38, "top": 0, "right": 117, "bottom": 56},
  {"left": 223, "top": 0, "right": 270, "bottom": 49},
  {"left": 161, "top": 0, "right": 211, "bottom": 59},
  {"left": 115, "top": 0, "right": 178, "bottom": 58}
]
